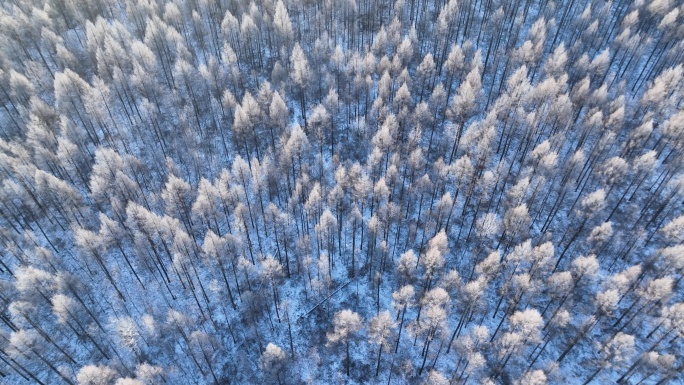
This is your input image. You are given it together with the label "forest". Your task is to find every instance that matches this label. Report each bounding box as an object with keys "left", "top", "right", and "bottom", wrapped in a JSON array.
[{"left": 0, "top": 0, "right": 683, "bottom": 383}]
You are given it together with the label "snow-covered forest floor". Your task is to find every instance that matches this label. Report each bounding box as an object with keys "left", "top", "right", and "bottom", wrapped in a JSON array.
[{"left": 0, "top": 0, "right": 683, "bottom": 384}]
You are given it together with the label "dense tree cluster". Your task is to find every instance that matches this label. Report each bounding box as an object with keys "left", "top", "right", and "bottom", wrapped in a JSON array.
[{"left": 0, "top": 0, "right": 683, "bottom": 383}]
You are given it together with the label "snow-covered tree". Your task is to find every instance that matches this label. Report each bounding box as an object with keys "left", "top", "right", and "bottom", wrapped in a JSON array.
[
  {"left": 327, "top": 309, "right": 363, "bottom": 377},
  {"left": 368, "top": 310, "right": 396, "bottom": 376}
]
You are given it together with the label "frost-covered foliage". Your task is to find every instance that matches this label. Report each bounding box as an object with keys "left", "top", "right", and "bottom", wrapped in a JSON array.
[{"left": 0, "top": 0, "right": 683, "bottom": 384}]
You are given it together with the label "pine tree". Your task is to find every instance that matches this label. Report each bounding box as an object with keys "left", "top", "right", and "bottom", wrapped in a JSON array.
[
  {"left": 76, "top": 365, "right": 117, "bottom": 385},
  {"left": 368, "top": 310, "right": 396, "bottom": 376},
  {"left": 260, "top": 343, "right": 287, "bottom": 384},
  {"left": 327, "top": 309, "right": 362, "bottom": 377},
  {"left": 291, "top": 43, "right": 311, "bottom": 129}
]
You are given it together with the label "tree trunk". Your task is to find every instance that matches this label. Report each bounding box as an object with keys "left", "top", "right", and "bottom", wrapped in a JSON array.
[{"left": 375, "top": 344, "right": 383, "bottom": 376}]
